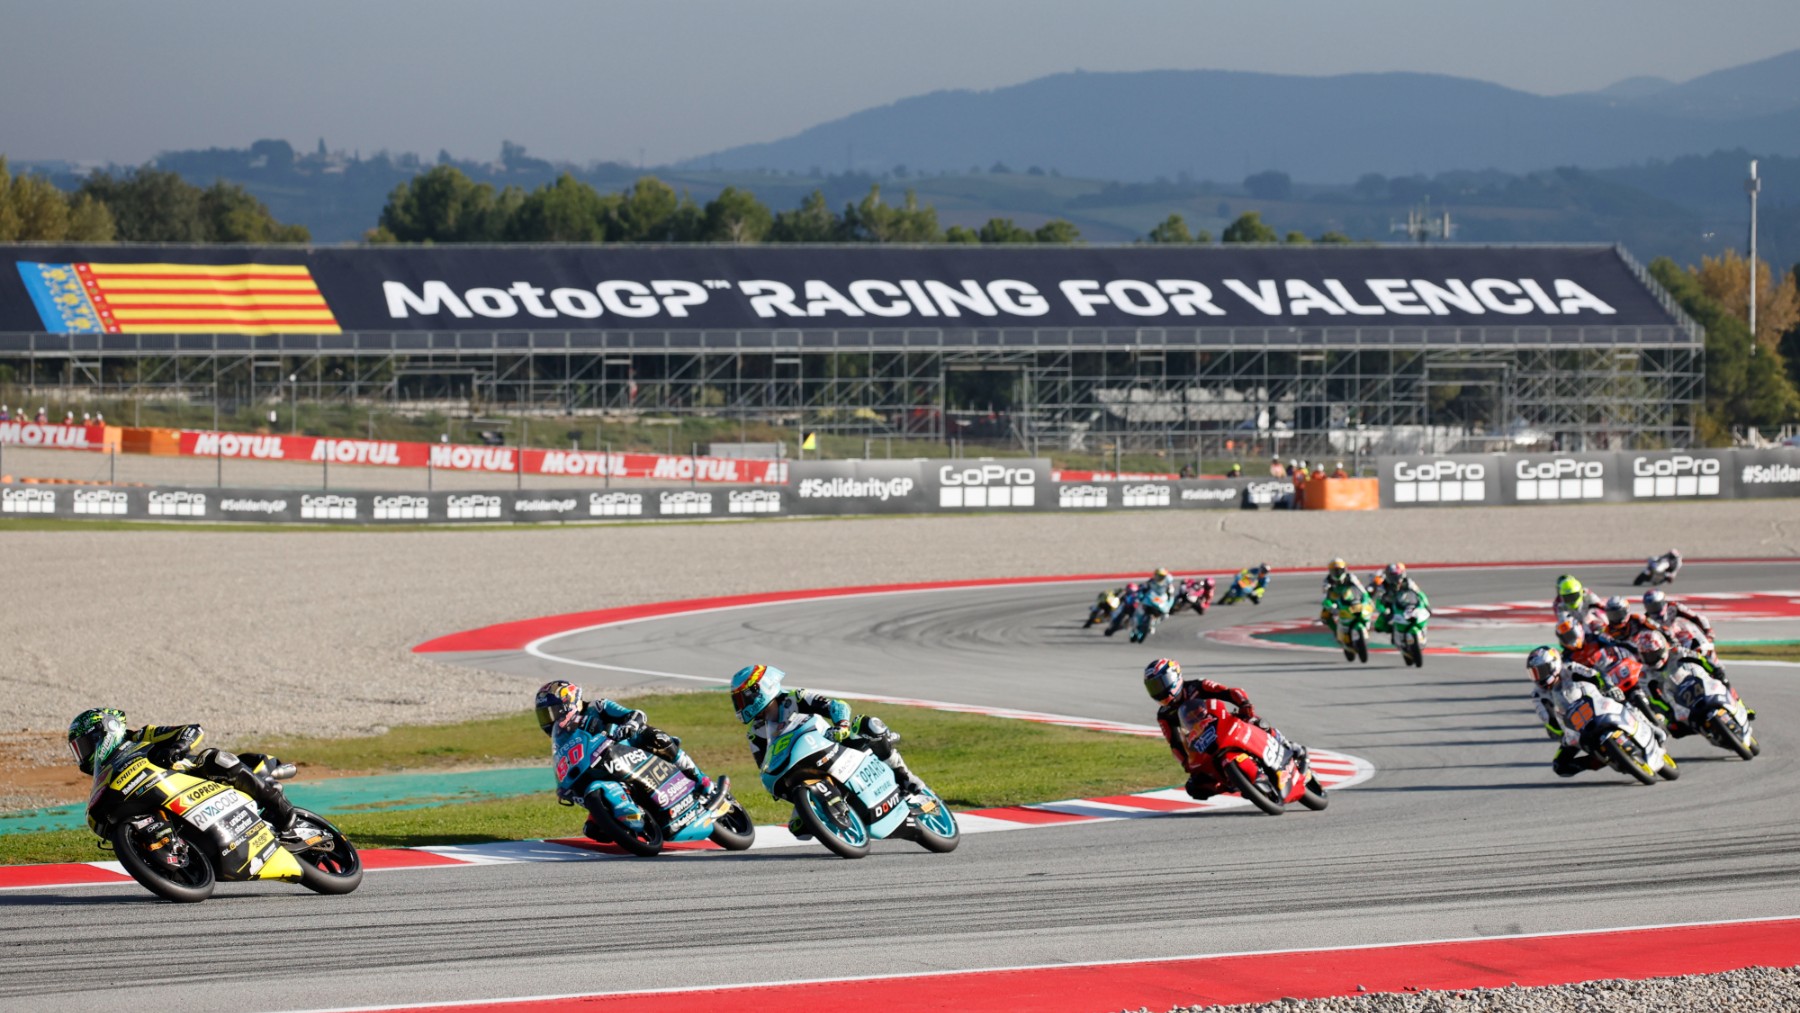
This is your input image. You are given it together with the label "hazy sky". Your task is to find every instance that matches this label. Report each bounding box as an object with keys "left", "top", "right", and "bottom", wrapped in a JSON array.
[{"left": 4, "top": 0, "right": 1797, "bottom": 167}]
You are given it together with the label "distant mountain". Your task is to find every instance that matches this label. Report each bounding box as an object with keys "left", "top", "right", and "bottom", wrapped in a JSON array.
[{"left": 681, "top": 54, "right": 1800, "bottom": 182}]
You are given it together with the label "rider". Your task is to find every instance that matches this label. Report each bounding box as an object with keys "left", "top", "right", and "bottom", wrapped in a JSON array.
[
  {"left": 1145, "top": 567, "right": 1177, "bottom": 596},
  {"left": 1553, "top": 575, "right": 1604, "bottom": 626},
  {"left": 1527, "top": 644, "right": 1614, "bottom": 739},
  {"left": 727, "top": 664, "right": 924, "bottom": 839},
  {"left": 1229, "top": 563, "right": 1272, "bottom": 604},
  {"left": 1555, "top": 619, "right": 1664, "bottom": 735},
  {"left": 66, "top": 707, "right": 298, "bottom": 834},
  {"left": 1528, "top": 647, "right": 1637, "bottom": 779},
  {"left": 534, "top": 680, "right": 714, "bottom": 798},
  {"left": 1320, "top": 579, "right": 1371, "bottom": 638},
  {"left": 1601, "top": 595, "right": 1664, "bottom": 643},
  {"left": 1143, "top": 658, "right": 1313, "bottom": 800},
  {"left": 1321, "top": 558, "right": 1366, "bottom": 598},
  {"left": 1645, "top": 549, "right": 1683, "bottom": 582},
  {"left": 1178, "top": 576, "right": 1216, "bottom": 614},
  {"left": 1630, "top": 626, "right": 1755, "bottom": 727},
  {"left": 1642, "top": 589, "right": 1715, "bottom": 646},
  {"left": 1104, "top": 582, "right": 1143, "bottom": 636},
  {"left": 1371, "top": 562, "right": 1430, "bottom": 636}
]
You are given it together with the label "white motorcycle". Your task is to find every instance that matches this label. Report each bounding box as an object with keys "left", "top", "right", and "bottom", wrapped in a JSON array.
[
  {"left": 1571, "top": 687, "right": 1680, "bottom": 785},
  {"left": 1388, "top": 591, "right": 1429, "bottom": 669},
  {"left": 1657, "top": 660, "right": 1758, "bottom": 761}
]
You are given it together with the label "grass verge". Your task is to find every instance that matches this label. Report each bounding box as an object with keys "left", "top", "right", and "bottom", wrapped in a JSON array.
[
  {"left": 1, "top": 692, "right": 1172, "bottom": 864},
  {"left": 1719, "top": 642, "right": 1800, "bottom": 664}
]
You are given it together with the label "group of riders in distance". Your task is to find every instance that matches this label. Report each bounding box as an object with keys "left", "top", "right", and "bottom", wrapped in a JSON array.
[
  {"left": 60, "top": 548, "right": 1766, "bottom": 897},
  {"left": 1526, "top": 552, "right": 1759, "bottom": 784}
]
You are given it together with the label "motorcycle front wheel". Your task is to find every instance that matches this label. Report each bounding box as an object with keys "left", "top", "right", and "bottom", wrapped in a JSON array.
[
  {"left": 795, "top": 784, "right": 871, "bottom": 859},
  {"left": 1354, "top": 631, "right": 1369, "bottom": 664},
  {"left": 111, "top": 820, "right": 215, "bottom": 903},
  {"left": 1709, "top": 712, "right": 1755, "bottom": 761},
  {"left": 290, "top": 808, "right": 364, "bottom": 895},
  {"left": 588, "top": 800, "right": 665, "bottom": 857},
  {"left": 1223, "top": 759, "right": 1286, "bottom": 815},
  {"left": 1604, "top": 733, "right": 1658, "bottom": 785},
  {"left": 708, "top": 800, "right": 756, "bottom": 851},
  {"left": 908, "top": 787, "right": 960, "bottom": 853}
]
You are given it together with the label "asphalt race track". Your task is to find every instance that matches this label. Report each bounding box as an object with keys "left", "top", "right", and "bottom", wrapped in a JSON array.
[{"left": 4, "top": 562, "right": 1797, "bottom": 1012}]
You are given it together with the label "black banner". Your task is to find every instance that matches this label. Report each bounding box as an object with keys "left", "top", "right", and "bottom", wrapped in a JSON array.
[
  {"left": 1379, "top": 448, "right": 1800, "bottom": 507},
  {"left": 0, "top": 244, "right": 1682, "bottom": 335}
]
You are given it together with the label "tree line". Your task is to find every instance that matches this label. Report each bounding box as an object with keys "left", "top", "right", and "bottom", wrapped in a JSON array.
[{"left": 0, "top": 158, "right": 308, "bottom": 243}]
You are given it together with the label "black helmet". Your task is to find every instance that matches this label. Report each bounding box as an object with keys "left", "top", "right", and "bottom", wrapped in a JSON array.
[
  {"left": 534, "top": 680, "right": 583, "bottom": 735},
  {"left": 68, "top": 708, "right": 127, "bottom": 775},
  {"left": 1603, "top": 596, "right": 1630, "bottom": 627}
]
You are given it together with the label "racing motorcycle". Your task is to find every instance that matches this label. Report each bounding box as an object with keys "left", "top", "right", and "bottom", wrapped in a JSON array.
[
  {"left": 1388, "top": 589, "right": 1430, "bottom": 668},
  {"left": 1085, "top": 588, "right": 1123, "bottom": 628},
  {"left": 89, "top": 744, "right": 361, "bottom": 903},
  {"left": 760, "top": 712, "right": 958, "bottom": 859},
  {"left": 1594, "top": 648, "right": 1667, "bottom": 730},
  {"left": 1668, "top": 621, "right": 1723, "bottom": 670},
  {"left": 1633, "top": 555, "right": 1677, "bottom": 586},
  {"left": 1219, "top": 570, "right": 1264, "bottom": 606},
  {"left": 1169, "top": 578, "right": 1214, "bottom": 618},
  {"left": 1328, "top": 592, "right": 1373, "bottom": 663},
  {"left": 1563, "top": 686, "right": 1679, "bottom": 785},
  {"left": 1180, "top": 698, "right": 1327, "bottom": 816},
  {"left": 1132, "top": 585, "right": 1175, "bottom": 643},
  {"left": 554, "top": 722, "right": 755, "bottom": 857},
  {"left": 1655, "top": 658, "right": 1758, "bottom": 761}
]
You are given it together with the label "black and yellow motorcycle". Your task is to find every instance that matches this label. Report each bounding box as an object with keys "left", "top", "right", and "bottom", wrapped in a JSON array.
[{"left": 90, "top": 744, "right": 362, "bottom": 902}]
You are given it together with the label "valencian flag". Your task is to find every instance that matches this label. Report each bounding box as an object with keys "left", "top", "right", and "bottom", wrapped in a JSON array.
[{"left": 15, "top": 261, "right": 340, "bottom": 334}]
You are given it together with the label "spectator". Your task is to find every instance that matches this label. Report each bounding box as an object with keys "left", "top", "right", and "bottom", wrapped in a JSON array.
[
  {"left": 1331, "top": 461, "right": 1348, "bottom": 478},
  {"left": 1312, "top": 465, "right": 1326, "bottom": 480},
  {"left": 1228, "top": 462, "right": 1242, "bottom": 477},
  {"left": 82, "top": 412, "right": 92, "bottom": 425},
  {"left": 0, "top": 405, "right": 9, "bottom": 421},
  {"left": 63, "top": 411, "right": 75, "bottom": 425},
  {"left": 36, "top": 407, "right": 48, "bottom": 423},
  {"left": 95, "top": 412, "right": 105, "bottom": 425},
  {"left": 1268, "top": 456, "right": 1285, "bottom": 477},
  {"left": 1178, "top": 463, "right": 1195, "bottom": 479}
]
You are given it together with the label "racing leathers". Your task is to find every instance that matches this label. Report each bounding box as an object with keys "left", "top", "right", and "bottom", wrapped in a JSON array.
[
  {"left": 1105, "top": 586, "right": 1144, "bottom": 636},
  {"left": 1156, "top": 679, "right": 1307, "bottom": 799},
  {"left": 1554, "top": 588, "right": 1605, "bottom": 627},
  {"left": 745, "top": 689, "right": 924, "bottom": 833},
  {"left": 1642, "top": 647, "right": 1753, "bottom": 733},
  {"left": 1373, "top": 577, "right": 1430, "bottom": 635},
  {"left": 1321, "top": 569, "right": 1367, "bottom": 601},
  {"left": 560, "top": 699, "right": 712, "bottom": 823},
  {"left": 1603, "top": 611, "right": 1665, "bottom": 645},
  {"left": 1563, "top": 636, "right": 1665, "bottom": 736},
  {"left": 1538, "top": 674, "right": 1638, "bottom": 778},
  {"left": 1531, "top": 659, "right": 1610, "bottom": 739},
  {"left": 97, "top": 723, "right": 297, "bottom": 834}
]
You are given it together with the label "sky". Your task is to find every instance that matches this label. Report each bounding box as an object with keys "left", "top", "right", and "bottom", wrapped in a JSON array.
[{"left": 3, "top": 0, "right": 1798, "bottom": 168}]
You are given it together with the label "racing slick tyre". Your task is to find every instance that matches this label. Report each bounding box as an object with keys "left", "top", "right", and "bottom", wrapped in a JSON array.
[
  {"left": 588, "top": 801, "right": 665, "bottom": 857},
  {"left": 1711, "top": 713, "right": 1755, "bottom": 761},
  {"left": 708, "top": 802, "right": 756, "bottom": 851},
  {"left": 794, "top": 784, "right": 872, "bottom": 859},
  {"left": 1604, "top": 735, "right": 1658, "bottom": 785},
  {"left": 1657, "top": 756, "right": 1681, "bottom": 781},
  {"left": 111, "top": 820, "right": 216, "bottom": 903},
  {"left": 908, "top": 787, "right": 960, "bottom": 854},
  {"left": 289, "top": 808, "right": 364, "bottom": 895},
  {"left": 1223, "top": 760, "right": 1286, "bottom": 815},
  {"left": 1354, "top": 634, "right": 1369, "bottom": 664},
  {"left": 1299, "top": 776, "right": 1329, "bottom": 811}
]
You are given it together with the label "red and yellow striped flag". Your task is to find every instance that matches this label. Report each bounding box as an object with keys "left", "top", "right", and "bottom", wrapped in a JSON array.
[{"left": 73, "top": 262, "right": 340, "bottom": 334}]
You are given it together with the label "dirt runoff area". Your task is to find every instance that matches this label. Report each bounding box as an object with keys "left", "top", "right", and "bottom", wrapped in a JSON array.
[{"left": 2, "top": 500, "right": 1796, "bottom": 752}]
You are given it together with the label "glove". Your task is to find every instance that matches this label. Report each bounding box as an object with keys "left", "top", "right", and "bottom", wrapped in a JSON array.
[
  {"left": 1605, "top": 686, "right": 1625, "bottom": 703},
  {"left": 829, "top": 723, "right": 853, "bottom": 742}
]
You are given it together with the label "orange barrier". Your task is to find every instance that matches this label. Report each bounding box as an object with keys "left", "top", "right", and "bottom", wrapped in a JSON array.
[
  {"left": 1303, "top": 477, "right": 1380, "bottom": 511},
  {"left": 120, "top": 426, "right": 180, "bottom": 455}
]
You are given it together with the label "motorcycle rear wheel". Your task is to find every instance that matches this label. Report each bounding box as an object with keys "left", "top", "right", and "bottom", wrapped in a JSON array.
[
  {"left": 111, "top": 821, "right": 215, "bottom": 903},
  {"left": 795, "top": 785, "right": 871, "bottom": 859},
  {"left": 708, "top": 801, "right": 756, "bottom": 851},
  {"left": 588, "top": 801, "right": 665, "bottom": 857},
  {"left": 1710, "top": 713, "right": 1755, "bottom": 760},
  {"left": 1223, "top": 760, "right": 1285, "bottom": 815},
  {"left": 290, "top": 808, "right": 364, "bottom": 895}
]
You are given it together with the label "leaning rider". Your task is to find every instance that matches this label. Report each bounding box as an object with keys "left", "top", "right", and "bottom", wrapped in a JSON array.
[
  {"left": 67, "top": 707, "right": 299, "bottom": 834},
  {"left": 1233, "top": 563, "right": 1272, "bottom": 603},
  {"left": 1555, "top": 620, "right": 1665, "bottom": 737},
  {"left": 1104, "top": 582, "right": 1144, "bottom": 636},
  {"left": 1143, "top": 658, "right": 1313, "bottom": 800},
  {"left": 728, "top": 664, "right": 924, "bottom": 839},
  {"left": 1553, "top": 574, "right": 1605, "bottom": 626},
  {"left": 1642, "top": 590, "right": 1716, "bottom": 650},
  {"left": 534, "top": 680, "right": 714, "bottom": 801},
  {"left": 1528, "top": 647, "right": 1638, "bottom": 778},
  {"left": 1372, "top": 562, "right": 1430, "bottom": 636},
  {"left": 1600, "top": 595, "right": 1663, "bottom": 644},
  {"left": 1527, "top": 645, "right": 1614, "bottom": 740}
]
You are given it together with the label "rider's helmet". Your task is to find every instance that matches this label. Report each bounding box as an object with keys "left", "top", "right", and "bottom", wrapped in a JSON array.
[
  {"left": 1385, "top": 562, "right": 1407, "bottom": 585},
  {"left": 1526, "top": 647, "right": 1563, "bottom": 687},
  {"left": 1153, "top": 568, "right": 1171, "bottom": 582},
  {"left": 1556, "top": 575, "right": 1584, "bottom": 607},
  {"left": 1327, "top": 558, "right": 1348, "bottom": 581},
  {"left": 1143, "top": 658, "right": 1182, "bottom": 705},
  {"left": 1257, "top": 563, "right": 1271, "bottom": 575},
  {"left": 1669, "top": 549, "right": 1682, "bottom": 561},
  {"left": 67, "top": 708, "right": 127, "bottom": 775},
  {"left": 1603, "top": 596, "right": 1630, "bottom": 628},
  {"left": 1201, "top": 577, "right": 1215, "bottom": 591},
  {"left": 534, "top": 680, "right": 583, "bottom": 735},
  {"left": 729, "top": 664, "right": 786, "bottom": 724},
  {"left": 1642, "top": 589, "right": 1669, "bottom": 620},
  {"left": 1555, "top": 617, "right": 1585, "bottom": 649},
  {"left": 1633, "top": 629, "right": 1671, "bottom": 669},
  {"left": 1125, "top": 582, "right": 1140, "bottom": 594}
]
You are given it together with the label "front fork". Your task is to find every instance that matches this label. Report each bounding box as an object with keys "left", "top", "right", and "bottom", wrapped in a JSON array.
[{"left": 586, "top": 781, "right": 647, "bottom": 828}]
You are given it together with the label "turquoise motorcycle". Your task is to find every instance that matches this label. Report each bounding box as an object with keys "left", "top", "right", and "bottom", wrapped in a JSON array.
[
  {"left": 553, "top": 722, "right": 755, "bottom": 857},
  {"left": 761, "top": 712, "right": 959, "bottom": 859}
]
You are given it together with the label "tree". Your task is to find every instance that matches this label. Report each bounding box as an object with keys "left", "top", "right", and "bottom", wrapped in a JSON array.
[
  {"left": 1651, "top": 257, "right": 1800, "bottom": 442},
  {"left": 1145, "top": 213, "right": 1199, "bottom": 244},
  {"left": 249, "top": 138, "right": 295, "bottom": 173},
  {"left": 376, "top": 165, "right": 506, "bottom": 242},
  {"left": 1033, "top": 219, "right": 1082, "bottom": 244},
  {"left": 609, "top": 176, "right": 681, "bottom": 241},
  {"left": 976, "top": 218, "right": 1035, "bottom": 244},
  {"left": 700, "top": 186, "right": 773, "bottom": 243},
  {"left": 198, "top": 181, "right": 309, "bottom": 242},
  {"left": 1691, "top": 248, "right": 1799, "bottom": 351},
  {"left": 1221, "top": 211, "right": 1278, "bottom": 244},
  {"left": 943, "top": 225, "right": 980, "bottom": 244},
  {"left": 79, "top": 167, "right": 206, "bottom": 242},
  {"left": 1316, "top": 230, "right": 1354, "bottom": 244},
  {"left": 1352, "top": 173, "right": 1388, "bottom": 200},
  {"left": 506, "top": 173, "right": 609, "bottom": 242},
  {"left": 769, "top": 189, "right": 841, "bottom": 242},
  {"left": 1284, "top": 231, "right": 1311, "bottom": 245},
  {"left": 1243, "top": 170, "right": 1292, "bottom": 200}
]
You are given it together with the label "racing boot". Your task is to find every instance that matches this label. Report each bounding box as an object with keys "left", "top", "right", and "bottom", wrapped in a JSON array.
[
  {"left": 786, "top": 806, "right": 812, "bottom": 840},
  {"left": 885, "top": 752, "right": 927, "bottom": 796},
  {"left": 211, "top": 749, "right": 298, "bottom": 834},
  {"left": 671, "top": 750, "right": 715, "bottom": 797}
]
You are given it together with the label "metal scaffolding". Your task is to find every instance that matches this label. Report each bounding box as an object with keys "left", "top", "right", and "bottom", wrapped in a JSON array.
[{"left": 0, "top": 320, "right": 1703, "bottom": 456}]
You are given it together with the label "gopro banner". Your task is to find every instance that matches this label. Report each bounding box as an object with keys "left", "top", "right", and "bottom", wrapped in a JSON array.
[
  {"left": 0, "top": 244, "right": 1683, "bottom": 334},
  {"left": 1379, "top": 448, "right": 1800, "bottom": 507}
]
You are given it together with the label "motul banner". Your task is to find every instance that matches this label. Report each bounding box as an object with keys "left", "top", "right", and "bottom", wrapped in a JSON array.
[
  {"left": 0, "top": 422, "right": 110, "bottom": 450},
  {"left": 175, "top": 430, "right": 787, "bottom": 483},
  {"left": 0, "top": 244, "right": 1685, "bottom": 334}
]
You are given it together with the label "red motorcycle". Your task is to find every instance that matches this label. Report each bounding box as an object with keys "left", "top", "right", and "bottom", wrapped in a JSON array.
[
  {"left": 1170, "top": 578, "right": 1216, "bottom": 618},
  {"left": 1179, "top": 698, "right": 1328, "bottom": 816}
]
